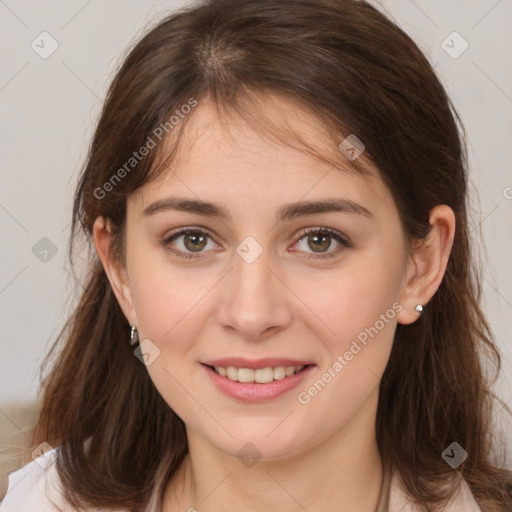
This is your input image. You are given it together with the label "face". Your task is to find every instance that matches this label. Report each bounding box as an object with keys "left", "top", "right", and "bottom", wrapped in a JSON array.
[{"left": 109, "top": 96, "right": 414, "bottom": 461}]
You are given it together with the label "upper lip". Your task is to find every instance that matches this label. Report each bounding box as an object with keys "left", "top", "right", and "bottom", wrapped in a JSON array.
[{"left": 202, "top": 357, "right": 315, "bottom": 369}]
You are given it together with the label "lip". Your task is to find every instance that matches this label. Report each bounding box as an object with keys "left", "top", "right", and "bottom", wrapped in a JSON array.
[
  {"left": 201, "top": 362, "right": 315, "bottom": 402},
  {"left": 202, "top": 357, "right": 315, "bottom": 369}
]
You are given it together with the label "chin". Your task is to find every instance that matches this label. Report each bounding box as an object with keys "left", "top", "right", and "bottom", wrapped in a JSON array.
[{"left": 207, "top": 421, "right": 310, "bottom": 463}]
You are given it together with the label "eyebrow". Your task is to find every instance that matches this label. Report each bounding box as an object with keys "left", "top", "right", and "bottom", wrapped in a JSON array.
[{"left": 142, "top": 196, "right": 373, "bottom": 222}]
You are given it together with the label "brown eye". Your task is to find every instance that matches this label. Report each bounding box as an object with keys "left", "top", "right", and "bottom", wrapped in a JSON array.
[
  {"left": 307, "top": 232, "right": 332, "bottom": 253},
  {"left": 182, "top": 231, "right": 208, "bottom": 252},
  {"left": 163, "top": 228, "right": 216, "bottom": 259},
  {"left": 294, "top": 227, "right": 350, "bottom": 260}
]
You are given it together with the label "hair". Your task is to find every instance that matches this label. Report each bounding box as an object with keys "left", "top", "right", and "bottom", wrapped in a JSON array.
[{"left": 32, "top": 0, "right": 511, "bottom": 511}]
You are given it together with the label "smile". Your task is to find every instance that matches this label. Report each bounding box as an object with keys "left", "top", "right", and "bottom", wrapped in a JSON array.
[
  {"left": 210, "top": 364, "right": 305, "bottom": 383},
  {"left": 201, "top": 361, "right": 314, "bottom": 402}
]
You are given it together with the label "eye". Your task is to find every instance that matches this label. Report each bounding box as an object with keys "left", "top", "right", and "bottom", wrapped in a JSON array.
[
  {"left": 162, "top": 226, "right": 351, "bottom": 260},
  {"left": 293, "top": 227, "right": 350, "bottom": 259},
  {"left": 163, "top": 228, "right": 217, "bottom": 259}
]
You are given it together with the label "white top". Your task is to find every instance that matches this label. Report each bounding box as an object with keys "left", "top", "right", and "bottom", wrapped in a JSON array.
[{"left": 1, "top": 447, "right": 483, "bottom": 512}]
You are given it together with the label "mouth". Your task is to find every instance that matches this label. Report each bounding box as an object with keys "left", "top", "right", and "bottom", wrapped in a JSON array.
[
  {"left": 205, "top": 363, "right": 310, "bottom": 383},
  {"left": 201, "top": 360, "right": 315, "bottom": 402}
]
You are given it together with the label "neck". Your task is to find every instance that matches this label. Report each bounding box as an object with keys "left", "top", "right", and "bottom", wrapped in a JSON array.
[{"left": 163, "top": 390, "right": 384, "bottom": 512}]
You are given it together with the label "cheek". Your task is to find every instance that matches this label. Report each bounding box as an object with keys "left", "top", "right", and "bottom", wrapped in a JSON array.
[
  {"left": 127, "top": 260, "right": 218, "bottom": 430},
  {"left": 291, "top": 251, "right": 402, "bottom": 408},
  {"left": 292, "top": 302, "right": 397, "bottom": 442},
  {"left": 294, "top": 250, "right": 403, "bottom": 352},
  {"left": 127, "top": 241, "right": 216, "bottom": 348}
]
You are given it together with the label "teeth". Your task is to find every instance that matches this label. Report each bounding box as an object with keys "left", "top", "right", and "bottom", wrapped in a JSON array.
[
  {"left": 226, "top": 366, "right": 238, "bottom": 380},
  {"left": 213, "top": 365, "right": 305, "bottom": 383},
  {"left": 285, "top": 366, "right": 295, "bottom": 377},
  {"left": 238, "top": 368, "right": 255, "bottom": 383},
  {"left": 273, "top": 366, "right": 286, "bottom": 380}
]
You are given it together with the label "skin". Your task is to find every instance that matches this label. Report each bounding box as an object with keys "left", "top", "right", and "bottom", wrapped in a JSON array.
[{"left": 94, "top": 95, "right": 455, "bottom": 512}]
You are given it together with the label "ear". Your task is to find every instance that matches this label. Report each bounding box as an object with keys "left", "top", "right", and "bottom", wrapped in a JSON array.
[
  {"left": 93, "top": 216, "right": 138, "bottom": 326},
  {"left": 397, "top": 205, "right": 456, "bottom": 325}
]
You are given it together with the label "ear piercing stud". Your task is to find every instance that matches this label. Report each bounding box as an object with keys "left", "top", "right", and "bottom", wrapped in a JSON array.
[{"left": 415, "top": 304, "right": 423, "bottom": 314}]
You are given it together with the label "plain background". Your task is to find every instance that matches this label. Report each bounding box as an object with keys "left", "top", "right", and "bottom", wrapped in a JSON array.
[{"left": 1, "top": 0, "right": 511, "bottom": 467}]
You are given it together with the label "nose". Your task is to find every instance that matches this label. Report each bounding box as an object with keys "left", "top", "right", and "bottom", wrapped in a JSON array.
[{"left": 216, "top": 247, "right": 292, "bottom": 342}]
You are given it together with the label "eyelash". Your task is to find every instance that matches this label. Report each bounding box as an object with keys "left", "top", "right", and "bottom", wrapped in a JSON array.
[{"left": 162, "top": 226, "right": 351, "bottom": 261}]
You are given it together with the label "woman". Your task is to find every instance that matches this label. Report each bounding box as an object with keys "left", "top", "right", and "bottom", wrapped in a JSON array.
[{"left": 2, "top": 0, "right": 511, "bottom": 511}]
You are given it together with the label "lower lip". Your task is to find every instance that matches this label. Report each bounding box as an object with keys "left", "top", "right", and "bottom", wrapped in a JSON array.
[{"left": 202, "top": 364, "right": 314, "bottom": 402}]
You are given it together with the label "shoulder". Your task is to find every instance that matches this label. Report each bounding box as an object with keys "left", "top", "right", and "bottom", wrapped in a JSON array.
[
  {"left": 0, "top": 446, "right": 70, "bottom": 511},
  {"left": 388, "top": 470, "right": 483, "bottom": 512},
  {"left": 0, "top": 446, "right": 127, "bottom": 512}
]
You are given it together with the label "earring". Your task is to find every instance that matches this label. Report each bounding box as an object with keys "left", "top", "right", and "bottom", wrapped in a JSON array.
[
  {"left": 415, "top": 304, "right": 423, "bottom": 314},
  {"left": 129, "top": 325, "right": 139, "bottom": 346}
]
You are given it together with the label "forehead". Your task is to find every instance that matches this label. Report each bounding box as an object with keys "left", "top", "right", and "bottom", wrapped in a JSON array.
[
  {"left": 131, "top": 95, "right": 395, "bottom": 218},
  {"left": 170, "top": 93, "right": 373, "bottom": 174}
]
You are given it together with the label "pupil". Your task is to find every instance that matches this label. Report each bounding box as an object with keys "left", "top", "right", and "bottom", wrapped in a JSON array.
[
  {"left": 185, "top": 232, "right": 206, "bottom": 251},
  {"left": 310, "top": 233, "right": 330, "bottom": 252}
]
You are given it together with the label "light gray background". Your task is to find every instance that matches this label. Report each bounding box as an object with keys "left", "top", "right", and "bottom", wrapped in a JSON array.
[{"left": 1, "top": 0, "right": 511, "bottom": 466}]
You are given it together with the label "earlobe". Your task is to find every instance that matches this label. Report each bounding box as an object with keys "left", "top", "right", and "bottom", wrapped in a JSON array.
[
  {"left": 397, "top": 205, "right": 456, "bottom": 325},
  {"left": 92, "top": 216, "right": 137, "bottom": 325}
]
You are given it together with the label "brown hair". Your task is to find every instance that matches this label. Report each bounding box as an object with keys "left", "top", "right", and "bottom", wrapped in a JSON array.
[{"left": 33, "top": 0, "right": 511, "bottom": 510}]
